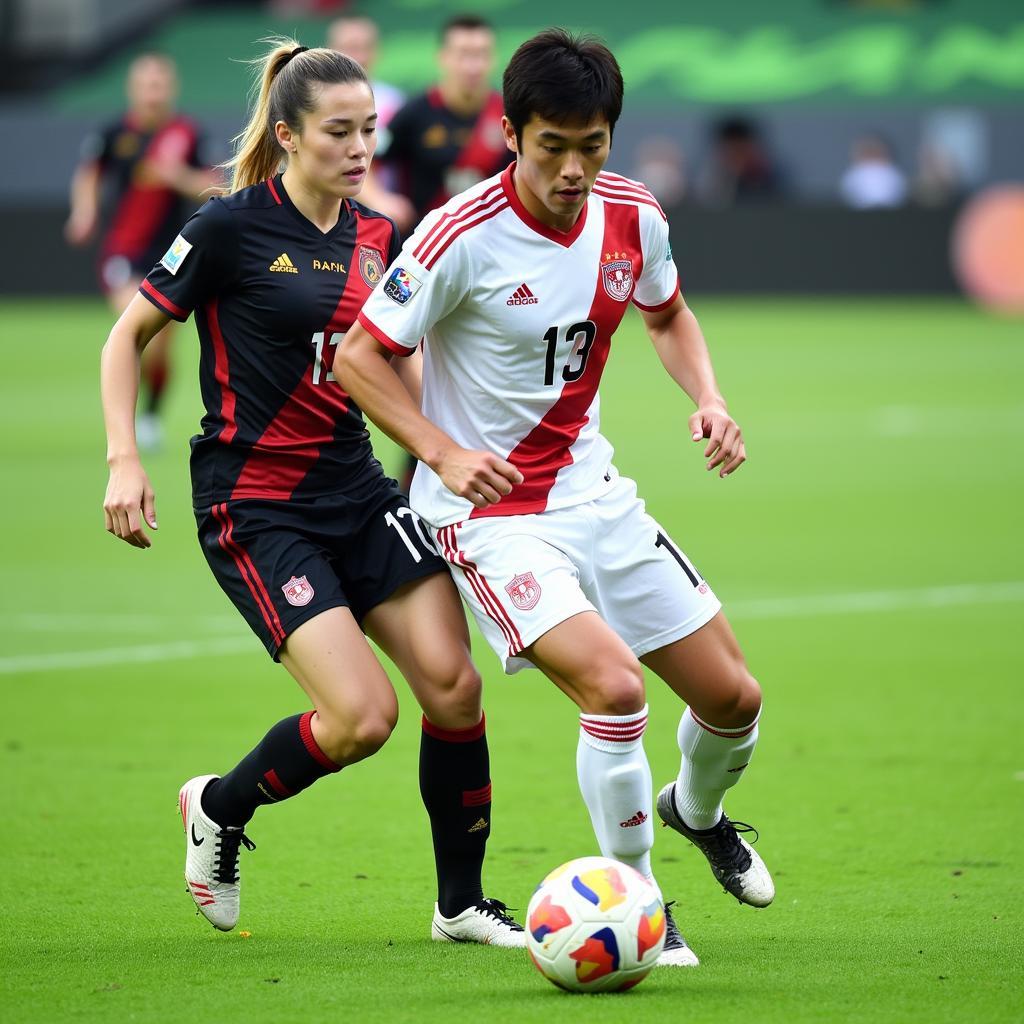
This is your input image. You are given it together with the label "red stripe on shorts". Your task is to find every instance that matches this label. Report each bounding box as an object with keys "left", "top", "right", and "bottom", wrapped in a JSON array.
[{"left": 212, "top": 503, "right": 285, "bottom": 646}]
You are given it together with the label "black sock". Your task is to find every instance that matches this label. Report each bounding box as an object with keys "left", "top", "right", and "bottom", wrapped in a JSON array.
[
  {"left": 201, "top": 712, "right": 340, "bottom": 827},
  {"left": 419, "top": 713, "right": 490, "bottom": 918},
  {"left": 143, "top": 361, "right": 167, "bottom": 415}
]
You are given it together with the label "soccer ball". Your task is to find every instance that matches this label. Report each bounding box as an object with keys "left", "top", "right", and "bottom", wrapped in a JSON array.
[{"left": 526, "top": 856, "right": 666, "bottom": 993}]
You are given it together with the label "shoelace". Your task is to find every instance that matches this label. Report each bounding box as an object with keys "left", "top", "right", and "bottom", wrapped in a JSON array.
[
  {"left": 214, "top": 828, "right": 256, "bottom": 884},
  {"left": 662, "top": 901, "right": 685, "bottom": 949},
  {"left": 704, "top": 818, "right": 758, "bottom": 871},
  {"left": 477, "top": 898, "right": 524, "bottom": 931}
]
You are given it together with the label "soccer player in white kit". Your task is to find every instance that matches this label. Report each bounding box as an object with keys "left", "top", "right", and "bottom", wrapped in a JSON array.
[{"left": 336, "top": 29, "right": 775, "bottom": 966}]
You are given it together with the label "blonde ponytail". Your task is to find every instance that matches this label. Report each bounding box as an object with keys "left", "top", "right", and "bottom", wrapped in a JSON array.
[{"left": 224, "top": 38, "right": 369, "bottom": 194}]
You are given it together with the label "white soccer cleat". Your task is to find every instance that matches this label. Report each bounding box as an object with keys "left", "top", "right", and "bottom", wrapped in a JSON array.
[
  {"left": 178, "top": 775, "right": 255, "bottom": 932},
  {"left": 657, "top": 782, "right": 775, "bottom": 908},
  {"left": 431, "top": 898, "right": 527, "bottom": 947},
  {"left": 657, "top": 901, "right": 700, "bottom": 967}
]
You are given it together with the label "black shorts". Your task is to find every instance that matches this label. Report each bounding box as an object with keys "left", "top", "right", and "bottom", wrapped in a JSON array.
[{"left": 196, "top": 477, "right": 446, "bottom": 659}]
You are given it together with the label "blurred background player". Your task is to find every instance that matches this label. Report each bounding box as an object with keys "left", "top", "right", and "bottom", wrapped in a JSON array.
[
  {"left": 66, "top": 53, "right": 218, "bottom": 450},
  {"left": 367, "top": 13, "right": 512, "bottom": 234}
]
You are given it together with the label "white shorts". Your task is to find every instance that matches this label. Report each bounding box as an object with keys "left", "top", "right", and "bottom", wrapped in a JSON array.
[{"left": 432, "top": 474, "right": 722, "bottom": 673}]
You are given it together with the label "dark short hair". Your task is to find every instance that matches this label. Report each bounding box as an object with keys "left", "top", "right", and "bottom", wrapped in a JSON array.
[
  {"left": 503, "top": 29, "right": 623, "bottom": 143},
  {"left": 440, "top": 14, "right": 494, "bottom": 43}
]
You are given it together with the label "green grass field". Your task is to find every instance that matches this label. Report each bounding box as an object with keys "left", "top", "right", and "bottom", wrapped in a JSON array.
[{"left": 1, "top": 296, "right": 1021, "bottom": 1023}]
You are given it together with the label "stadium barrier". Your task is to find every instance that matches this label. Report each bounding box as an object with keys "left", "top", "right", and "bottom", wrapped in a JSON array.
[{"left": 7, "top": 202, "right": 959, "bottom": 297}]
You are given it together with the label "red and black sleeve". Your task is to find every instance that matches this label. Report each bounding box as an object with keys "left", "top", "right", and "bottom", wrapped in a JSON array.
[{"left": 138, "top": 198, "right": 239, "bottom": 322}]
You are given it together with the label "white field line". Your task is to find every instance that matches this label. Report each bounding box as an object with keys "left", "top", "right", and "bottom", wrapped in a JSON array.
[
  {"left": 9, "top": 613, "right": 239, "bottom": 633},
  {"left": 728, "top": 580, "right": 1024, "bottom": 620},
  {"left": 0, "top": 581, "right": 1022, "bottom": 676},
  {"left": 0, "top": 637, "right": 255, "bottom": 675}
]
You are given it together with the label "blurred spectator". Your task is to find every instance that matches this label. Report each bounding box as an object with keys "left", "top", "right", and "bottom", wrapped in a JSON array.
[
  {"left": 698, "top": 116, "right": 783, "bottom": 205},
  {"left": 327, "top": 15, "right": 404, "bottom": 128},
  {"left": 631, "top": 136, "right": 687, "bottom": 207},
  {"left": 65, "top": 53, "right": 218, "bottom": 450},
  {"left": 839, "top": 134, "right": 907, "bottom": 209},
  {"left": 913, "top": 109, "right": 988, "bottom": 206},
  {"left": 913, "top": 141, "right": 962, "bottom": 206}
]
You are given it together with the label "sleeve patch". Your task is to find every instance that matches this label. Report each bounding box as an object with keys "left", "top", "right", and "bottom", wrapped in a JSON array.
[
  {"left": 160, "top": 234, "right": 193, "bottom": 276},
  {"left": 383, "top": 266, "right": 422, "bottom": 305}
]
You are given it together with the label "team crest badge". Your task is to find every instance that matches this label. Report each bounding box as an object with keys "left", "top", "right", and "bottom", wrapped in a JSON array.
[
  {"left": 358, "top": 245, "right": 385, "bottom": 287},
  {"left": 600, "top": 251, "right": 634, "bottom": 302},
  {"left": 282, "top": 575, "right": 314, "bottom": 607},
  {"left": 505, "top": 572, "right": 541, "bottom": 611}
]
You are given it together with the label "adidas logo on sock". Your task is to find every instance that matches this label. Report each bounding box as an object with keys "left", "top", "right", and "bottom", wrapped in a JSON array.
[
  {"left": 506, "top": 283, "right": 538, "bottom": 306},
  {"left": 467, "top": 817, "right": 489, "bottom": 833},
  {"left": 269, "top": 252, "right": 298, "bottom": 273},
  {"left": 619, "top": 810, "right": 649, "bottom": 828}
]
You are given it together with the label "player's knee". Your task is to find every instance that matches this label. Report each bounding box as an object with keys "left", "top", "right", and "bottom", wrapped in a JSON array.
[
  {"left": 707, "top": 665, "right": 762, "bottom": 729},
  {"left": 350, "top": 713, "right": 396, "bottom": 759},
  {"left": 315, "top": 706, "right": 397, "bottom": 765},
  {"left": 587, "top": 662, "right": 646, "bottom": 716},
  {"left": 415, "top": 656, "right": 482, "bottom": 728}
]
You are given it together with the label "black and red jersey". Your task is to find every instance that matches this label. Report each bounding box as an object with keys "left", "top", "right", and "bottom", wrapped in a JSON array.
[
  {"left": 83, "top": 113, "right": 205, "bottom": 267},
  {"left": 139, "top": 174, "right": 399, "bottom": 508},
  {"left": 378, "top": 87, "right": 513, "bottom": 222}
]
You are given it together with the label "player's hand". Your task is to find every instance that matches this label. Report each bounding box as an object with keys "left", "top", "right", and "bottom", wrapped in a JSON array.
[
  {"left": 64, "top": 212, "right": 96, "bottom": 246},
  {"left": 141, "top": 158, "right": 185, "bottom": 190},
  {"left": 104, "top": 456, "right": 159, "bottom": 548},
  {"left": 690, "top": 404, "right": 746, "bottom": 478},
  {"left": 435, "top": 446, "right": 524, "bottom": 509}
]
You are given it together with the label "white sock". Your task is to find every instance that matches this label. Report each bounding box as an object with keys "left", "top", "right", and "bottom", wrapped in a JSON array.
[
  {"left": 674, "top": 705, "right": 760, "bottom": 831},
  {"left": 577, "top": 704, "right": 655, "bottom": 880}
]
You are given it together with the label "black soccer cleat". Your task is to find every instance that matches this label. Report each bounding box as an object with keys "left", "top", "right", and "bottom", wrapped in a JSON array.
[
  {"left": 657, "top": 901, "right": 699, "bottom": 967},
  {"left": 657, "top": 782, "right": 775, "bottom": 907}
]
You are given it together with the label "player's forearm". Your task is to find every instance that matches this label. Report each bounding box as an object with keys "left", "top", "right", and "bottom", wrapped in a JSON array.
[
  {"left": 174, "top": 167, "right": 221, "bottom": 201},
  {"left": 334, "top": 340, "right": 456, "bottom": 470},
  {"left": 100, "top": 321, "right": 145, "bottom": 464},
  {"left": 69, "top": 165, "right": 100, "bottom": 221},
  {"left": 649, "top": 305, "right": 726, "bottom": 410}
]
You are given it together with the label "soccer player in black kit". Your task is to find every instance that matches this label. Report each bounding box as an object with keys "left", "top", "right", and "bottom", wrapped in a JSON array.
[
  {"left": 68, "top": 53, "right": 217, "bottom": 451},
  {"left": 99, "top": 40, "right": 524, "bottom": 947}
]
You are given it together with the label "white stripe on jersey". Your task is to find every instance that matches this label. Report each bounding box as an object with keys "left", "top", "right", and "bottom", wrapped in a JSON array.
[{"left": 414, "top": 181, "right": 508, "bottom": 267}]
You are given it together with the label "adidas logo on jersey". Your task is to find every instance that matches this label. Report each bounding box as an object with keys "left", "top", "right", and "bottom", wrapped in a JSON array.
[
  {"left": 506, "top": 283, "right": 538, "bottom": 306},
  {"left": 269, "top": 252, "right": 298, "bottom": 273},
  {"left": 619, "top": 810, "right": 649, "bottom": 828}
]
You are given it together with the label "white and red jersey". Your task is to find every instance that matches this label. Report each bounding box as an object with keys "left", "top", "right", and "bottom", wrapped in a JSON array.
[{"left": 357, "top": 163, "right": 681, "bottom": 528}]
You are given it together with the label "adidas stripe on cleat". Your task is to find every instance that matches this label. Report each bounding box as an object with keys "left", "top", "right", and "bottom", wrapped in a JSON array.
[
  {"left": 179, "top": 775, "right": 255, "bottom": 931},
  {"left": 431, "top": 898, "right": 526, "bottom": 947},
  {"left": 657, "top": 782, "right": 775, "bottom": 908}
]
